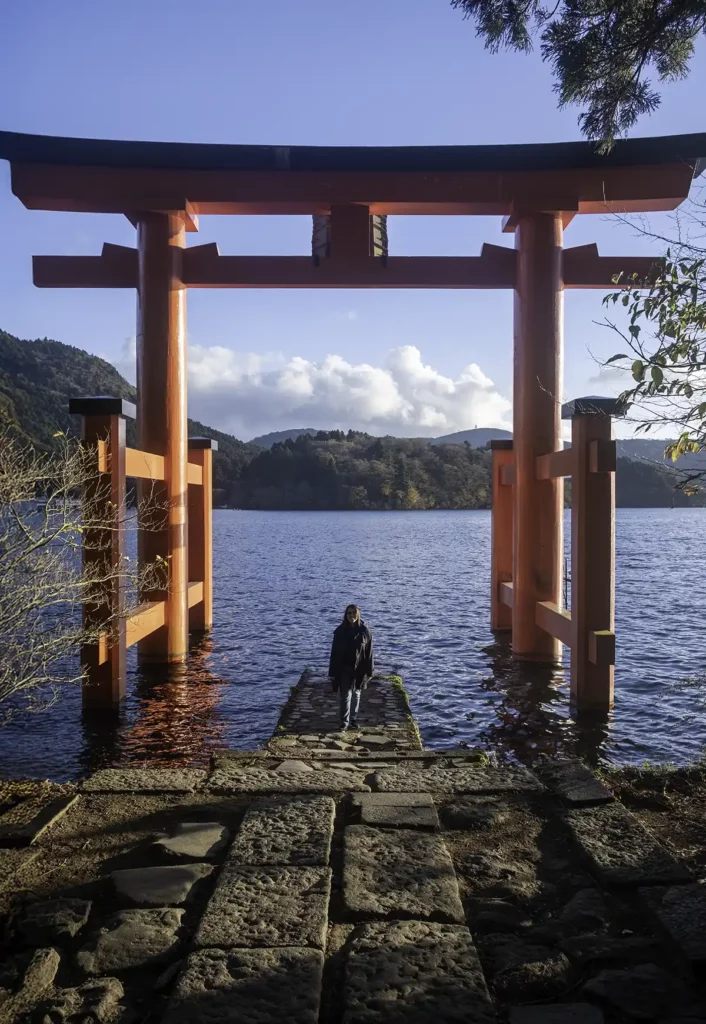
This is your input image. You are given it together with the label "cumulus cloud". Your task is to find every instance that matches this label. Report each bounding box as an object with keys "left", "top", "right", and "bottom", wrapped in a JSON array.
[{"left": 111, "top": 338, "right": 511, "bottom": 440}]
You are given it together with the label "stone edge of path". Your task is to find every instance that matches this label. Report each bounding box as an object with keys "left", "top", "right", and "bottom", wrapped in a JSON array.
[
  {"left": 81, "top": 769, "right": 209, "bottom": 794},
  {"left": 0, "top": 794, "right": 78, "bottom": 846}
]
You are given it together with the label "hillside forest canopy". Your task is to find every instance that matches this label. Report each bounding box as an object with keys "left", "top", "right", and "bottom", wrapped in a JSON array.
[{"left": 1, "top": 328, "right": 704, "bottom": 510}]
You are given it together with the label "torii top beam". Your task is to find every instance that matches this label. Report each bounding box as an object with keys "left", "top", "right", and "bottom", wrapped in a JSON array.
[{"left": 0, "top": 130, "right": 705, "bottom": 218}]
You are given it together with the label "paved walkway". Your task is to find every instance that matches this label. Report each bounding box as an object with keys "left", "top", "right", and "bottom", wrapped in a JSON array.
[
  {"left": 1, "top": 674, "right": 706, "bottom": 1023},
  {"left": 268, "top": 669, "right": 421, "bottom": 757}
]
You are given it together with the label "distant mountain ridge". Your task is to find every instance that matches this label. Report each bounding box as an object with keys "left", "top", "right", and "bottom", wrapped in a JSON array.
[
  {"left": 252, "top": 424, "right": 700, "bottom": 472},
  {"left": 249, "top": 426, "right": 514, "bottom": 448},
  {"left": 1, "top": 328, "right": 703, "bottom": 509}
]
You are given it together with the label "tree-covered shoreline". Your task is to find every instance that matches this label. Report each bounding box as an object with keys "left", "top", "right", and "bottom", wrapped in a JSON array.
[{"left": 2, "top": 327, "right": 705, "bottom": 510}]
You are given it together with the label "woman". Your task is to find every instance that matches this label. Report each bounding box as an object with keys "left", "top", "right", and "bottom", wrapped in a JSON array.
[{"left": 328, "top": 604, "right": 374, "bottom": 732}]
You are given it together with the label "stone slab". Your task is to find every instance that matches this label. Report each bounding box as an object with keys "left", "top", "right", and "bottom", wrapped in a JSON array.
[
  {"left": 227, "top": 797, "right": 334, "bottom": 866},
  {"left": 509, "top": 1006, "right": 604, "bottom": 1024},
  {"left": 0, "top": 793, "right": 78, "bottom": 846},
  {"left": 565, "top": 804, "right": 691, "bottom": 886},
  {"left": 0, "top": 847, "right": 40, "bottom": 894},
  {"left": 360, "top": 804, "right": 439, "bottom": 830},
  {"left": 208, "top": 764, "right": 370, "bottom": 794},
  {"left": 640, "top": 883, "right": 706, "bottom": 962},
  {"left": 350, "top": 792, "right": 435, "bottom": 808},
  {"left": 111, "top": 863, "right": 214, "bottom": 905},
  {"left": 156, "top": 822, "right": 229, "bottom": 860},
  {"left": 166, "top": 947, "right": 323, "bottom": 1024},
  {"left": 373, "top": 765, "right": 542, "bottom": 794},
  {"left": 82, "top": 769, "right": 207, "bottom": 793},
  {"left": 582, "top": 963, "right": 687, "bottom": 1019},
  {"left": 194, "top": 865, "right": 331, "bottom": 950},
  {"left": 343, "top": 921, "right": 494, "bottom": 1024},
  {"left": 274, "top": 759, "right": 315, "bottom": 772},
  {"left": 538, "top": 759, "right": 614, "bottom": 806},
  {"left": 18, "top": 897, "right": 91, "bottom": 946},
  {"left": 34, "top": 978, "right": 125, "bottom": 1024},
  {"left": 344, "top": 825, "right": 464, "bottom": 923},
  {"left": 0, "top": 948, "right": 60, "bottom": 1022},
  {"left": 76, "top": 908, "right": 184, "bottom": 973}
]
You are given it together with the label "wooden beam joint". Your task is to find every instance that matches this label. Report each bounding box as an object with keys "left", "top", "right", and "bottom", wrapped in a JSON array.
[
  {"left": 536, "top": 600, "right": 573, "bottom": 647},
  {"left": 536, "top": 448, "right": 574, "bottom": 480}
]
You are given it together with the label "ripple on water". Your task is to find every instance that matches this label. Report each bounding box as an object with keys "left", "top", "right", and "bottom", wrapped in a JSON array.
[{"left": 1, "top": 508, "right": 705, "bottom": 780}]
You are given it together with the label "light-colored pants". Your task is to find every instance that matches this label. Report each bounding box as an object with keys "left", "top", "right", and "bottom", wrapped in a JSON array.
[{"left": 340, "top": 683, "right": 361, "bottom": 729}]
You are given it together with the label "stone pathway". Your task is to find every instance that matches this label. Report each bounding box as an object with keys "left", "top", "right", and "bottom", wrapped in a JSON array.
[
  {"left": 2, "top": 683, "right": 706, "bottom": 1022},
  {"left": 268, "top": 669, "right": 421, "bottom": 757}
]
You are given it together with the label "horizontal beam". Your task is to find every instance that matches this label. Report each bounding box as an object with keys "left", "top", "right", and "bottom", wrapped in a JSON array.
[
  {"left": 33, "top": 243, "right": 666, "bottom": 292},
  {"left": 126, "top": 600, "right": 166, "bottom": 649},
  {"left": 125, "top": 447, "right": 165, "bottom": 481},
  {"left": 589, "top": 629, "right": 616, "bottom": 666},
  {"left": 562, "top": 243, "right": 663, "bottom": 288},
  {"left": 187, "top": 461, "right": 203, "bottom": 486},
  {"left": 12, "top": 160, "right": 695, "bottom": 216},
  {"left": 536, "top": 449, "right": 574, "bottom": 480},
  {"left": 536, "top": 600, "right": 573, "bottom": 647},
  {"left": 499, "top": 463, "right": 515, "bottom": 486},
  {"left": 188, "top": 581, "right": 204, "bottom": 608},
  {"left": 499, "top": 581, "right": 514, "bottom": 610},
  {"left": 183, "top": 245, "right": 518, "bottom": 289}
]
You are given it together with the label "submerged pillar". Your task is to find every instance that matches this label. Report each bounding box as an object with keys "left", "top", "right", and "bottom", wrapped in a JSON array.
[
  {"left": 135, "top": 213, "right": 188, "bottom": 664},
  {"left": 490, "top": 440, "right": 514, "bottom": 631},
  {"left": 188, "top": 437, "right": 218, "bottom": 631},
  {"left": 512, "top": 212, "right": 564, "bottom": 662},
  {"left": 565, "top": 397, "right": 621, "bottom": 710}
]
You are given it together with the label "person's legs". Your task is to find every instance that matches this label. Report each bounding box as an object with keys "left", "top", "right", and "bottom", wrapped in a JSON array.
[
  {"left": 350, "top": 687, "right": 362, "bottom": 728},
  {"left": 339, "top": 683, "right": 352, "bottom": 730}
]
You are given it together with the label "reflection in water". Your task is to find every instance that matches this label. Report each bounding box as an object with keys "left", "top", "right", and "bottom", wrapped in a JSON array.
[
  {"left": 79, "top": 635, "right": 228, "bottom": 776},
  {"left": 1, "top": 507, "right": 706, "bottom": 781},
  {"left": 477, "top": 639, "right": 610, "bottom": 766}
]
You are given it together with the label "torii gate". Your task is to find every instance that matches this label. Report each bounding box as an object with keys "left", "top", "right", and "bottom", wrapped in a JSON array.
[{"left": 1, "top": 130, "right": 704, "bottom": 711}]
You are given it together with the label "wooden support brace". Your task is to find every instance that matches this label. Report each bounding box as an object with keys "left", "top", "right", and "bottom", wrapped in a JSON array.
[
  {"left": 562, "top": 243, "right": 664, "bottom": 289},
  {"left": 589, "top": 629, "right": 616, "bottom": 666},
  {"left": 499, "top": 582, "right": 514, "bottom": 609},
  {"left": 125, "top": 447, "right": 166, "bottom": 480},
  {"left": 536, "top": 449, "right": 574, "bottom": 480},
  {"left": 126, "top": 600, "right": 167, "bottom": 649},
  {"left": 536, "top": 600, "right": 573, "bottom": 647}
]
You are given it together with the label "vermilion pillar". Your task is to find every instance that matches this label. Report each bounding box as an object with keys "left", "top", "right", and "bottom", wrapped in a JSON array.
[
  {"left": 512, "top": 212, "right": 564, "bottom": 661},
  {"left": 136, "top": 213, "right": 188, "bottom": 663},
  {"left": 566, "top": 397, "right": 620, "bottom": 709},
  {"left": 490, "top": 440, "right": 514, "bottom": 631},
  {"left": 70, "top": 396, "right": 135, "bottom": 706},
  {"left": 188, "top": 437, "right": 218, "bottom": 631}
]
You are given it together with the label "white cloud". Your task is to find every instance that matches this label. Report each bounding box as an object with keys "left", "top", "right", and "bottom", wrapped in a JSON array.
[{"left": 111, "top": 339, "right": 511, "bottom": 440}]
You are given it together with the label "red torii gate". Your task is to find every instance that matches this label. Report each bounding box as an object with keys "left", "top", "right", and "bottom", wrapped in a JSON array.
[{"left": 1, "top": 130, "right": 704, "bottom": 711}]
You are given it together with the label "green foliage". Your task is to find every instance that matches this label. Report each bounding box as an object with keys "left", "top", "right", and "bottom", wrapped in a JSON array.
[
  {"left": 603, "top": 252, "right": 706, "bottom": 491},
  {"left": 451, "top": 0, "right": 706, "bottom": 147},
  {"left": 229, "top": 431, "right": 492, "bottom": 510},
  {"left": 3, "top": 326, "right": 703, "bottom": 510},
  {"left": 0, "top": 329, "right": 257, "bottom": 502}
]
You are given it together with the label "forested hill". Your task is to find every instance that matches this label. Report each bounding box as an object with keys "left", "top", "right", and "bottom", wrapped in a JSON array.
[
  {"left": 1, "top": 327, "right": 705, "bottom": 509},
  {"left": 0, "top": 329, "right": 257, "bottom": 495}
]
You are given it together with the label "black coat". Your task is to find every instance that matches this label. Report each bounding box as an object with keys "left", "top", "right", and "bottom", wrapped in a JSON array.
[{"left": 328, "top": 619, "right": 374, "bottom": 689}]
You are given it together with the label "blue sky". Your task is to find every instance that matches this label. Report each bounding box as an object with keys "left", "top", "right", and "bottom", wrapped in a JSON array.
[{"left": 1, "top": 0, "right": 705, "bottom": 439}]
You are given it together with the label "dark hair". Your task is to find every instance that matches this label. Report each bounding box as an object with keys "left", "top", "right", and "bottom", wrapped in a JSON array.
[{"left": 343, "top": 604, "right": 360, "bottom": 624}]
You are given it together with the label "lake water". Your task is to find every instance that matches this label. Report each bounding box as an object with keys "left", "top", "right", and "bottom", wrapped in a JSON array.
[{"left": 1, "top": 508, "right": 705, "bottom": 781}]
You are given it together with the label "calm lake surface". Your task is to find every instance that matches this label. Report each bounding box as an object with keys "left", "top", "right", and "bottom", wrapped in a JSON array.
[{"left": 1, "top": 508, "right": 705, "bottom": 781}]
